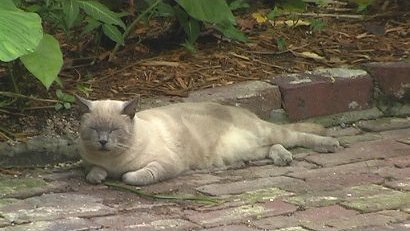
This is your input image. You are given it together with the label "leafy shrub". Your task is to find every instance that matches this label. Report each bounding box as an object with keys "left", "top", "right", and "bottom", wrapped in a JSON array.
[{"left": 0, "top": 0, "right": 62, "bottom": 89}]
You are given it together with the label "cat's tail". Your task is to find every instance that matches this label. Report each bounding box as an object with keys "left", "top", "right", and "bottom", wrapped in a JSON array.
[{"left": 281, "top": 123, "right": 326, "bottom": 135}]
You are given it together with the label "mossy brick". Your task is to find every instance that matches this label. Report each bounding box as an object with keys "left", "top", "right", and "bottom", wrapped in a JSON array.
[
  {"left": 136, "top": 219, "right": 200, "bottom": 230},
  {"left": 0, "top": 193, "right": 115, "bottom": 224},
  {"left": 357, "top": 117, "right": 410, "bottom": 132},
  {"left": 364, "top": 62, "right": 410, "bottom": 100},
  {"left": 141, "top": 173, "right": 223, "bottom": 194},
  {"left": 304, "top": 138, "right": 410, "bottom": 167},
  {"left": 289, "top": 160, "right": 386, "bottom": 180},
  {"left": 384, "top": 179, "right": 410, "bottom": 191},
  {"left": 252, "top": 215, "right": 298, "bottom": 230},
  {"left": 375, "top": 166, "right": 410, "bottom": 180},
  {"left": 0, "top": 175, "right": 48, "bottom": 198},
  {"left": 199, "top": 224, "right": 261, "bottom": 231},
  {"left": 347, "top": 222, "right": 410, "bottom": 231},
  {"left": 302, "top": 107, "right": 383, "bottom": 127},
  {"left": 337, "top": 133, "right": 382, "bottom": 147},
  {"left": 380, "top": 127, "right": 410, "bottom": 140},
  {"left": 0, "top": 217, "right": 101, "bottom": 231},
  {"left": 295, "top": 205, "right": 359, "bottom": 230},
  {"left": 325, "top": 210, "right": 409, "bottom": 230},
  {"left": 341, "top": 190, "right": 410, "bottom": 212},
  {"left": 0, "top": 217, "right": 9, "bottom": 228},
  {"left": 184, "top": 81, "right": 281, "bottom": 119},
  {"left": 197, "top": 176, "right": 309, "bottom": 196},
  {"left": 231, "top": 187, "right": 294, "bottom": 204},
  {"left": 185, "top": 200, "right": 297, "bottom": 227},
  {"left": 215, "top": 161, "right": 316, "bottom": 181},
  {"left": 273, "top": 227, "right": 310, "bottom": 231},
  {"left": 285, "top": 194, "right": 341, "bottom": 207},
  {"left": 285, "top": 184, "right": 394, "bottom": 208},
  {"left": 275, "top": 69, "right": 373, "bottom": 121}
]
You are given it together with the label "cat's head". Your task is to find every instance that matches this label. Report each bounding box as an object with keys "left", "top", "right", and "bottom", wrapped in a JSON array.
[{"left": 76, "top": 95, "right": 139, "bottom": 156}]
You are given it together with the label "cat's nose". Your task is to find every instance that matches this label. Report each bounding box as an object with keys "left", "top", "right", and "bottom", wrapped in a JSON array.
[{"left": 99, "top": 140, "right": 108, "bottom": 146}]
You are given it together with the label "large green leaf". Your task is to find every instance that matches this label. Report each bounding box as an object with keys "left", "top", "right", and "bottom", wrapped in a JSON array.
[
  {"left": 77, "top": 0, "right": 125, "bottom": 29},
  {"left": 102, "top": 24, "right": 124, "bottom": 45},
  {"left": 0, "top": 3, "right": 43, "bottom": 62},
  {"left": 176, "top": 0, "right": 236, "bottom": 25},
  {"left": 175, "top": 7, "right": 200, "bottom": 44},
  {"left": 2, "top": 0, "right": 19, "bottom": 10},
  {"left": 20, "top": 34, "right": 63, "bottom": 89},
  {"left": 62, "top": 0, "right": 80, "bottom": 29},
  {"left": 216, "top": 21, "right": 247, "bottom": 42}
]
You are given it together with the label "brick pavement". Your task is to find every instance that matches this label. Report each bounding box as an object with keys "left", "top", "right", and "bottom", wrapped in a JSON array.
[
  {"left": 1, "top": 63, "right": 409, "bottom": 230},
  {"left": 0, "top": 119, "right": 409, "bottom": 231}
]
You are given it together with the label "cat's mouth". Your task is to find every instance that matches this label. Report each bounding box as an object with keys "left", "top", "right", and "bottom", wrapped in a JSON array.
[{"left": 99, "top": 146, "right": 110, "bottom": 152}]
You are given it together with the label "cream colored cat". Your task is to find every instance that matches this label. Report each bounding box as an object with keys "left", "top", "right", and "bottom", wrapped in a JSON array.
[{"left": 76, "top": 96, "right": 340, "bottom": 186}]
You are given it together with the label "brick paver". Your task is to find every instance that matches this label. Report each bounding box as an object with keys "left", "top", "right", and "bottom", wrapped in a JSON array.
[{"left": 1, "top": 118, "right": 410, "bottom": 231}]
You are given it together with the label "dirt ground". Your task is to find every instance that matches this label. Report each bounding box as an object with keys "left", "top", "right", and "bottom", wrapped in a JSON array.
[{"left": 0, "top": 0, "right": 409, "bottom": 141}]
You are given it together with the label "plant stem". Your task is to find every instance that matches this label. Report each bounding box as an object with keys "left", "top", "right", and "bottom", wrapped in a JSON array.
[
  {"left": 8, "top": 61, "right": 20, "bottom": 95},
  {"left": 109, "top": 0, "right": 162, "bottom": 61},
  {"left": 104, "top": 181, "right": 220, "bottom": 204},
  {"left": 0, "top": 91, "right": 58, "bottom": 103},
  {"left": 0, "top": 126, "right": 14, "bottom": 141}
]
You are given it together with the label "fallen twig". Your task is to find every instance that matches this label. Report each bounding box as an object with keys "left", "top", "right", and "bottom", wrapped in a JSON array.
[
  {"left": 281, "top": 12, "right": 363, "bottom": 20},
  {"left": 141, "top": 61, "right": 180, "bottom": 67},
  {"left": 0, "top": 92, "right": 58, "bottom": 103},
  {"left": 0, "top": 126, "right": 14, "bottom": 142},
  {"left": 104, "top": 181, "right": 220, "bottom": 204}
]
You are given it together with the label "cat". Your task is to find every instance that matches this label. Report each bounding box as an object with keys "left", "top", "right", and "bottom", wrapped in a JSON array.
[{"left": 76, "top": 96, "right": 341, "bottom": 186}]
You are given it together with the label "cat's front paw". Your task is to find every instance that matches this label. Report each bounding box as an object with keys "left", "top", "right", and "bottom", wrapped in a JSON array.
[
  {"left": 86, "top": 166, "right": 108, "bottom": 184},
  {"left": 314, "top": 137, "right": 341, "bottom": 153},
  {"left": 122, "top": 169, "right": 155, "bottom": 186}
]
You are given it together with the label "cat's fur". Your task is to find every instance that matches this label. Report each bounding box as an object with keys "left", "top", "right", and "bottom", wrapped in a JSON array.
[{"left": 77, "top": 96, "right": 341, "bottom": 186}]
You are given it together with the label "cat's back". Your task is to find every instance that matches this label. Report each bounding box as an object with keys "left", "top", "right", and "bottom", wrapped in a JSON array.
[{"left": 135, "top": 102, "right": 256, "bottom": 123}]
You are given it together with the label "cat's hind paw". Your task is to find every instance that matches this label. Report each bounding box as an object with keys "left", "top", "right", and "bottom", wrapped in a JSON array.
[{"left": 314, "top": 137, "right": 342, "bottom": 153}]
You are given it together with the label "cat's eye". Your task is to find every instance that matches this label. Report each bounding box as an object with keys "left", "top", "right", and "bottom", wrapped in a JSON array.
[{"left": 109, "top": 128, "right": 120, "bottom": 133}]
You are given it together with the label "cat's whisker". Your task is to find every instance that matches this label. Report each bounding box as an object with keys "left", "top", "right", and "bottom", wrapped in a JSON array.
[{"left": 116, "top": 143, "right": 131, "bottom": 149}]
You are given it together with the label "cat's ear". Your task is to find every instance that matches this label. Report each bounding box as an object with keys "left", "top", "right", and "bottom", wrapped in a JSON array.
[
  {"left": 121, "top": 95, "right": 140, "bottom": 119},
  {"left": 75, "top": 94, "right": 92, "bottom": 114}
]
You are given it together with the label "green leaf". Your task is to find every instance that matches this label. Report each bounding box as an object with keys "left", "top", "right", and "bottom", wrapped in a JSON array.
[
  {"left": 20, "top": 34, "right": 63, "bottom": 89},
  {"left": 181, "top": 40, "right": 196, "bottom": 53},
  {"left": 175, "top": 6, "right": 200, "bottom": 46},
  {"left": 279, "top": 0, "right": 306, "bottom": 12},
  {"left": 77, "top": 0, "right": 125, "bottom": 29},
  {"left": 2, "top": 0, "right": 19, "bottom": 10},
  {"left": 102, "top": 24, "right": 124, "bottom": 45},
  {"left": 62, "top": 0, "right": 80, "bottom": 29},
  {"left": 267, "top": 6, "right": 282, "bottom": 20},
  {"left": 310, "top": 19, "right": 326, "bottom": 32},
  {"left": 276, "top": 37, "right": 286, "bottom": 51},
  {"left": 176, "top": 0, "right": 236, "bottom": 25},
  {"left": 216, "top": 21, "right": 247, "bottom": 42},
  {"left": 229, "top": 0, "right": 250, "bottom": 11},
  {"left": 55, "top": 103, "right": 63, "bottom": 111},
  {"left": 0, "top": 6, "right": 43, "bottom": 62},
  {"left": 56, "top": 89, "right": 64, "bottom": 99},
  {"left": 63, "top": 102, "right": 71, "bottom": 109},
  {"left": 82, "top": 17, "right": 102, "bottom": 35},
  {"left": 155, "top": 2, "right": 175, "bottom": 17}
]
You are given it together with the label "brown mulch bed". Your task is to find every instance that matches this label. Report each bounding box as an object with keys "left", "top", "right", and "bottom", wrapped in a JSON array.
[
  {"left": 66, "top": 3, "right": 410, "bottom": 100},
  {"left": 0, "top": 1, "right": 409, "bottom": 141}
]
